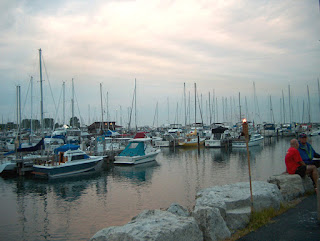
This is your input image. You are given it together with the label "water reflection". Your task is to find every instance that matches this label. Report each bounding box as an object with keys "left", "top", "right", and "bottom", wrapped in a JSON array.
[
  {"left": 1, "top": 136, "right": 320, "bottom": 241},
  {"left": 112, "top": 161, "right": 160, "bottom": 183}
]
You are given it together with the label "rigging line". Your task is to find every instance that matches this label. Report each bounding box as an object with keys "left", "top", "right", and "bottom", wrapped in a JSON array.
[{"left": 41, "top": 55, "right": 58, "bottom": 115}]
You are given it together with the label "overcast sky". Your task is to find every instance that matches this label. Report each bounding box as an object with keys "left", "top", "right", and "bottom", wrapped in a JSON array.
[{"left": 0, "top": 0, "right": 319, "bottom": 128}]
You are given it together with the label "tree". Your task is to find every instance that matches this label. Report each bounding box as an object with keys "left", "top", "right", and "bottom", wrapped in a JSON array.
[{"left": 69, "top": 116, "right": 80, "bottom": 128}]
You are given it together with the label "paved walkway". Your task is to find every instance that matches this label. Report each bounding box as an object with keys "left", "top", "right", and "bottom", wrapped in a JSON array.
[{"left": 238, "top": 194, "right": 320, "bottom": 241}]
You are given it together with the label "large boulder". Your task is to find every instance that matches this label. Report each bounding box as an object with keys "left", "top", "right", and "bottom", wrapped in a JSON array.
[
  {"left": 267, "top": 173, "right": 314, "bottom": 201},
  {"left": 91, "top": 209, "right": 203, "bottom": 241},
  {"left": 192, "top": 206, "right": 231, "bottom": 241},
  {"left": 194, "top": 181, "right": 282, "bottom": 234}
]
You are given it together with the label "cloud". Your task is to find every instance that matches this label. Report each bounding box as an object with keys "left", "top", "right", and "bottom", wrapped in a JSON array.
[{"left": 0, "top": 0, "right": 319, "bottom": 125}]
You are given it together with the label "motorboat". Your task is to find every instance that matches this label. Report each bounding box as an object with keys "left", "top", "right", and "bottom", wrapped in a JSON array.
[
  {"left": 32, "top": 144, "right": 104, "bottom": 178},
  {"left": 114, "top": 138, "right": 161, "bottom": 165},
  {"left": 205, "top": 124, "right": 232, "bottom": 148},
  {"left": 232, "top": 133, "right": 264, "bottom": 148}
]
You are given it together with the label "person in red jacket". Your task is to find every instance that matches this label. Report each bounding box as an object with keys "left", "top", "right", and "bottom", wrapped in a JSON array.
[{"left": 285, "top": 139, "right": 318, "bottom": 192}]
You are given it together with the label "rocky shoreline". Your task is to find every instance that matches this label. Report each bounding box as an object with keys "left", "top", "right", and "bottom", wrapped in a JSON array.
[{"left": 91, "top": 173, "right": 316, "bottom": 241}]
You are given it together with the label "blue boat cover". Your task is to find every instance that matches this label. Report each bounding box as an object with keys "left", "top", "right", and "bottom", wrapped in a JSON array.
[
  {"left": 54, "top": 144, "right": 80, "bottom": 154},
  {"left": 118, "top": 142, "right": 145, "bottom": 157},
  {"left": 17, "top": 138, "right": 45, "bottom": 153}
]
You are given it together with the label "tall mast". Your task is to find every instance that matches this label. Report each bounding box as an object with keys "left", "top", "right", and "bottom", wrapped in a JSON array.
[
  {"left": 135, "top": 78, "right": 137, "bottom": 132},
  {"left": 16, "top": 85, "right": 21, "bottom": 145},
  {"left": 30, "top": 76, "right": 33, "bottom": 138},
  {"left": 194, "top": 83, "right": 196, "bottom": 124},
  {"left": 63, "top": 81, "right": 65, "bottom": 125},
  {"left": 188, "top": 91, "right": 191, "bottom": 125},
  {"left": 100, "top": 83, "right": 104, "bottom": 132},
  {"left": 209, "top": 92, "right": 211, "bottom": 125},
  {"left": 307, "top": 85, "right": 311, "bottom": 124},
  {"left": 167, "top": 97, "right": 169, "bottom": 124},
  {"left": 107, "top": 91, "right": 109, "bottom": 130},
  {"left": 184, "top": 83, "right": 186, "bottom": 126},
  {"left": 39, "top": 48, "right": 44, "bottom": 135},
  {"left": 318, "top": 78, "right": 320, "bottom": 122},
  {"left": 72, "top": 78, "right": 75, "bottom": 127},
  {"left": 239, "top": 92, "right": 242, "bottom": 122},
  {"left": 288, "top": 84, "right": 292, "bottom": 124},
  {"left": 213, "top": 89, "right": 215, "bottom": 123},
  {"left": 282, "top": 90, "right": 285, "bottom": 123}
]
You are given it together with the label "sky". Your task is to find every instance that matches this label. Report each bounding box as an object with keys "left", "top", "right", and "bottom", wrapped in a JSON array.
[{"left": 0, "top": 0, "right": 319, "bottom": 128}]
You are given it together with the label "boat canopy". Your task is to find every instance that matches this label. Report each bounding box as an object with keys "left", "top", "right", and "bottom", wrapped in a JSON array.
[
  {"left": 118, "top": 141, "right": 145, "bottom": 157},
  {"left": 211, "top": 126, "right": 228, "bottom": 134},
  {"left": 54, "top": 144, "right": 79, "bottom": 154}
]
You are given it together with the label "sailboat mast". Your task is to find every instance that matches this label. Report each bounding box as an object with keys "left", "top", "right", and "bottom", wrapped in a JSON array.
[
  {"left": 16, "top": 85, "right": 21, "bottom": 145},
  {"left": 30, "top": 76, "right": 33, "bottom": 139},
  {"left": 135, "top": 78, "right": 137, "bottom": 132},
  {"left": 307, "top": 85, "right": 311, "bottom": 124},
  {"left": 100, "top": 83, "right": 103, "bottom": 132},
  {"left": 194, "top": 83, "right": 196, "bottom": 124},
  {"left": 72, "top": 78, "right": 75, "bottom": 127},
  {"left": 288, "top": 84, "right": 292, "bottom": 124},
  {"left": 209, "top": 92, "right": 211, "bottom": 125},
  {"left": 63, "top": 81, "right": 65, "bottom": 125},
  {"left": 184, "top": 83, "right": 186, "bottom": 126},
  {"left": 282, "top": 90, "right": 285, "bottom": 123},
  {"left": 239, "top": 92, "right": 241, "bottom": 122},
  {"left": 318, "top": 78, "right": 320, "bottom": 122},
  {"left": 39, "top": 48, "right": 44, "bottom": 135}
]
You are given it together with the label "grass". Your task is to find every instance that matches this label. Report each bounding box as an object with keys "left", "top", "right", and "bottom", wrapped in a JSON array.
[{"left": 224, "top": 198, "right": 303, "bottom": 241}]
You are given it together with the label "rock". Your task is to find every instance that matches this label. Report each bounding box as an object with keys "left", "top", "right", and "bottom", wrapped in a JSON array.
[
  {"left": 167, "top": 203, "right": 190, "bottom": 217},
  {"left": 193, "top": 206, "right": 231, "bottom": 241},
  {"left": 90, "top": 209, "right": 203, "bottom": 241},
  {"left": 225, "top": 207, "right": 251, "bottom": 232},
  {"left": 268, "top": 173, "right": 305, "bottom": 201},
  {"left": 194, "top": 181, "right": 282, "bottom": 234},
  {"left": 301, "top": 176, "right": 315, "bottom": 193}
]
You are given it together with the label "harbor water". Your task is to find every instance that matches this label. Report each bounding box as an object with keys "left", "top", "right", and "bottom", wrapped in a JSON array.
[{"left": 1, "top": 136, "right": 319, "bottom": 240}]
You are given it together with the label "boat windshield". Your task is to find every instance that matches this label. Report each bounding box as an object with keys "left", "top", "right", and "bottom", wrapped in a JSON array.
[{"left": 128, "top": 143, "right": 139, "bottom": 149}]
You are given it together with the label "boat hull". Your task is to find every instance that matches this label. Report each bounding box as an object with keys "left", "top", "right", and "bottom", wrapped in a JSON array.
[
  {"left": 114, "top": 151, "right": 160, "bottom": 165},
  {"left": 232, "top": 137, "right": 264, "bottom": 148},
  {"left": 33, "top": 157, "right": 103, "bottom": 179},
  {"left": 205, "top": 139, "right": 221, "bottom": 148},
  {"left": 179, "top": 138, "right": 205, "bottom": 147}
]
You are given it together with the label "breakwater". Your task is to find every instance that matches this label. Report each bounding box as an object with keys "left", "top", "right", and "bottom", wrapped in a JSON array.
[{"left": 91, "top": 173, "right": 316, "bottom": 241}]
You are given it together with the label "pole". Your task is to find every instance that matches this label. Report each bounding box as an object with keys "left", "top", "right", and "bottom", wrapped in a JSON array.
[
  {"left": 100, "top": 83, "right": 103, "bottom": 132},
  {"left": 63, "top": 81, "right": 65, "bottom": 125},
  {"left": 243, "top": 119, "right": 254, "bottom": 213},
  {"left": 39, "top": 49, "right": 44, "bottom": 136}
]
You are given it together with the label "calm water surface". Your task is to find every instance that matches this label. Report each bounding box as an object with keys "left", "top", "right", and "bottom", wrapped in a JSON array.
[{"left": 1, "top": 136, "right": 319, "bottom": 240}]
